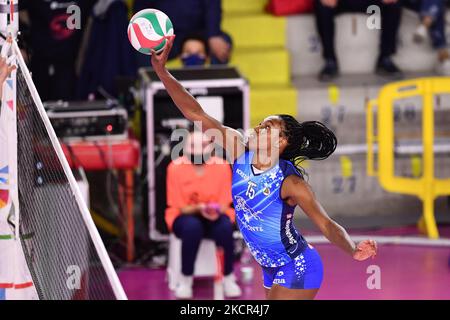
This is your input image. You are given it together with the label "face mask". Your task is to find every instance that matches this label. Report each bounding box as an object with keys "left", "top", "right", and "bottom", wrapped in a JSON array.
[{"left": 181, "top": 54, "right": 206, "bottom": 67}]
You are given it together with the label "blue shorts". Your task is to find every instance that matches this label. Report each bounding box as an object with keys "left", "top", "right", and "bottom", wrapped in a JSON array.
[{"left": 262, "top": 244, "right": 324, "bottom": 290}]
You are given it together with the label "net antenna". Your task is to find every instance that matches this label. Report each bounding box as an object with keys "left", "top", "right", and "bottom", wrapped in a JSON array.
[{"left": 0, "top": 0, "right": 127, "bottom": 299}]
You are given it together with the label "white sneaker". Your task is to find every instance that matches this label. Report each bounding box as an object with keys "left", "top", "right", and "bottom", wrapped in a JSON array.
[
  {"left": 436, "top": 59, "right": 450, "bottom": 76},
  {"left": 223, "top": 274, "right": 242, "bottom": 298},
  {"left": 413, "top": 24, "right": 428, "bottom": 44},
  {"left": 175, "top": 275, "right": 193, "bottom": 299}
]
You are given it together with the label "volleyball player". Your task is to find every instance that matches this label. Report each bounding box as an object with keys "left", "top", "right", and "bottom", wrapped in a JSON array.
[{"left": 151, "top": 37, "right": 377, "bottom": 300}]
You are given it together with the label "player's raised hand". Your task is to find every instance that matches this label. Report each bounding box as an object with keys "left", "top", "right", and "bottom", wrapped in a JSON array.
[
  {"left": 0, "top": 36, "right": 16, "bottom": 100},
  {"left": 151, "top": 35, "right": 175, "bottom": 72},
  {"left": 0, "top": 36, "right": 16, "bottom": 84},
  {"left": 353, "top": 239, "right": 377, "bottom": 261}
]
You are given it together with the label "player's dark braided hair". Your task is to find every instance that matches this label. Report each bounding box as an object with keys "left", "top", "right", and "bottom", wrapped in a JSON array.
[{"left": 278, "top": 115, "right": 337, "bottom": 176}]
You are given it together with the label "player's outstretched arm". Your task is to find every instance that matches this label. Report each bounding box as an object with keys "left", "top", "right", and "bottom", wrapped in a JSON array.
[
  {"left": 281, "top": 175, "right": 377, "bottom": 261},
  {"left": 151, "top": 36, "right": 245, "bottom": 162}
]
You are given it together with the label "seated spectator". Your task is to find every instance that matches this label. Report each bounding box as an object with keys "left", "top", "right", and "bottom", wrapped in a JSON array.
[
  {"left": 314, "top": 0, "right": 403, "bottom": 81},
  {"left": 165, "top": 130, "right": 241, "bottom": 299},
  {"left": 403, "top": 0, "right": 450, "bottom": 75},
  {"left": 134, "top": 0, "right": 232, "bottom": 67},
  {"left": 180, "top": 34, "right": 208, "bottom": 67}
]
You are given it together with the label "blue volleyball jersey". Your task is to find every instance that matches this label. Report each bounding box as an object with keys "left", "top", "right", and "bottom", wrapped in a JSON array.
[{"left": 232, "top": 151, "right": 308, "bottom": 267}]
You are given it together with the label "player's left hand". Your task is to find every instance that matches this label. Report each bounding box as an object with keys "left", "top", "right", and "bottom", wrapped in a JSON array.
[{"left": 353, "top": 240, "right": 377, "bottom": 261}]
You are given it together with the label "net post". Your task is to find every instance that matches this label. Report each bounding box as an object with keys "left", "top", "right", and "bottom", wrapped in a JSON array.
[
  {"left": 0, "top": 0, "right": 18, "bottom": 38},
  {"left": 0, "top": 0, "right": 33, "bottom": 300},
  {"left": 0, "top": 1, "right": 18, "bottom": 239}
]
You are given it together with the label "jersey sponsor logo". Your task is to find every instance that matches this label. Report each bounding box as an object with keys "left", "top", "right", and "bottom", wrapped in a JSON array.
[
  {"left": 234, "top": 195, "right": 264, "bottom": 232},
  {"left": 236, "top": 168, "right": 250, "bottom": 181},
  {"left": 285, "top": 217, "right": 301, "bottom": 255},
  {"left": 285, "top": 219, "right": 297, "bottom": 245},
  {"left": 244, "top": 225, "right": 264, "bottom": 232},
  {"left": 273, "top": 278, "right": 286, "bottom": 284},
  {"left": 235, "top": 195, "right": 263, "bottom": 223}
]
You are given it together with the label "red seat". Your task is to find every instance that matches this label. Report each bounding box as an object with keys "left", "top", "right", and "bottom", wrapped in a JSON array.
[{"left": 62, "top": 139, "right": 140, "bottom": 170}]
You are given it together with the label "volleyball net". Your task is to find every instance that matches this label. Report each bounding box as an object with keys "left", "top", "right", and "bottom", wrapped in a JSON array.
[{"left": 0, "top": 34, "right": 126, "bottom": 299}]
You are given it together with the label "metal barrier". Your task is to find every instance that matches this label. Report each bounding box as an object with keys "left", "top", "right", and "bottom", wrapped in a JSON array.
[{"left": 367, "top": 77, "right": 450, "bottom": 238}]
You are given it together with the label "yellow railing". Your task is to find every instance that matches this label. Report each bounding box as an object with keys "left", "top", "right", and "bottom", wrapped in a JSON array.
[
  {"left": 366, "top": 77, "right": 450, "bottom": 239},
  {"left": 366, "top": 98, "right": 378, "bottom": 177}
]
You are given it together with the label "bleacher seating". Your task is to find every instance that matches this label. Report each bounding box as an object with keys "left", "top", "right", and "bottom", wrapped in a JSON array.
[
  {"left": 223, "top": 0, "right": 298, "bottom": 126},
  {"left": 222, "top": 1, "right": 450, "bottom": 225}
]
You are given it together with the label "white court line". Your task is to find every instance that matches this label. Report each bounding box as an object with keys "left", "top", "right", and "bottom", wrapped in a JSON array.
[{"left": 306, "top": 235, "right": 450, "bottom": 247}]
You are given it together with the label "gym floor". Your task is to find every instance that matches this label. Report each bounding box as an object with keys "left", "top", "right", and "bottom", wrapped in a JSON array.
[{"left": 118, "top": 226, "right": 450, "bottom": 300}]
